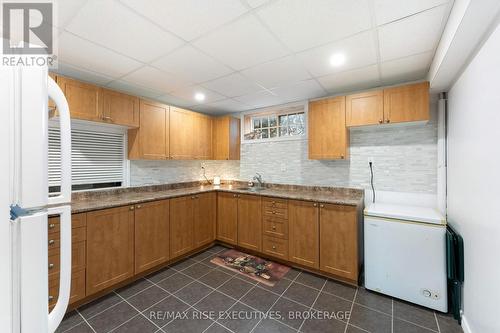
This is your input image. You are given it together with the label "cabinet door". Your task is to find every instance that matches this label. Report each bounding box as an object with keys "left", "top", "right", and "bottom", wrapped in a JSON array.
[
  {"left": 308, "top": 96, "right": 348, "bottom": 160},
  {"left": 216, "top": 192, "right": 238, "bottom": 245},
  {"left": 170, "top": 196, "right": 195, "bottom": 258},
  {"left": 193, "top": 115, "right": 213, "bottom": 159},
  {"left": 86, "top": 206, "right": 134, "bottom": 295},
  {"left": 57, "top": 76, "right": 102, "bottom": 121},
  {"left": 135, "top": 200, "right": 170, "bottom": 274},
  {"left": 129, "top": 100, "right": 169, "bottom": 160},
  {"left": 101, "top": 89, "right": 139, "bottom": 127},
  {"left": 228, "top": 117, "right": 240, "bottom": 160},
  {"left": 383, "top": 82, "right": 429, "bottom": 124},
  {"left": 170, "top": 107, "right": 194, "bottom": 159},
  {"left": 289, "top": 200, "right": 319, "bottom": 269},
  {"left": 237, "top": 194, "right": 262, "bottom": 251},
  {"left": 212, "top": 117, "right": 229, "bottom": 160},
  {"left": 194, "top": 192, "right": 216, "bottom": 247},
  {"left": 319, "top": 204, "right": 358, "bottom": 281},
  {"left": 346, "top": 90, "right": 384, "bottom": 127}
]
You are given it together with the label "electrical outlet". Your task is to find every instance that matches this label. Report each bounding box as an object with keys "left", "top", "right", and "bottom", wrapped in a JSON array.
[
  {"left": 200, "top": 162, "right": 205, "bottom": 169},
  {"left": 368, "top": 157, "right": 374, "bottom": 164}
]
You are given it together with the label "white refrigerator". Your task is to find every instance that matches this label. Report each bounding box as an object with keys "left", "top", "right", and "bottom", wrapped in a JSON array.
[{"left": 0, "top": 64, "right": 73, "bottom": 333}]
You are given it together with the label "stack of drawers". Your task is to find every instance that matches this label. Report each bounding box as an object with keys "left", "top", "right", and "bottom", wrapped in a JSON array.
[
  {"left": 262, "top": 197, "right": 289, "bottom": 260},
  {"left": 48, "top": 213, "right": 87, "bottom": 309}
]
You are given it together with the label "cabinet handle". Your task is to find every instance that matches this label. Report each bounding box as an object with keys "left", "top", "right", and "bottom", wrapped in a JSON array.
[
  {"left": 48, "top": 239, "right": 55, "bottom": 245},
  {"left": 378, "top": 119, "right": 383, "bottom": 124},
  {"left": 48, "top": 263, "right": 54, "bottom": 270},
  {"left": 129, "top": 206, "right": 135, "bottom": 211},
  {"left": 320, "top": 204, "right": 324, "bottom": 208},
  {"left": 313, "top": 203, "right": 317, "bottom": 207},
  {"left": 233, "top": 194, "right": 237, "bottom": 198},
  {"left": 191, "top": 196, "right": 195, "bottom": 199},
  {"left": 272, "top": 245, "right": 276, "bottom": 250},
  {"left": 386, "top": 119, "right": 390, "bottom": 123},
  {"left": 272, "top": 225, "right": 276, "bottom": 230},
  {"left": 48, "top": 223, "right": 56, "bottom": 229},
  {"left": 272, "top": 211, "right": 276, "bottom": 214},
  {"left": 48, "top": 295, "right": 54, "bottom": 301},
  {"left": 238, "top": 195, "right": 241, "bottom": 198},
  {"left": 340, "top": 155, "right": 344, "bottom": 159},
  {"left": 136, "top": 205, "right": 142, "bottom": 209},
  {"left": 102, "top": 115, "right": 112, "bottom": 121}
]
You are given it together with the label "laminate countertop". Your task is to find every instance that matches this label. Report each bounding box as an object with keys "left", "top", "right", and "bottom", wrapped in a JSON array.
[{"left": 69, "top": 181, "right": 364, "bottom": 214}]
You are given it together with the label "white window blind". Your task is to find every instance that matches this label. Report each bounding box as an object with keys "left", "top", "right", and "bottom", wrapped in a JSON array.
[{"left": 49, "top": 127, "right": 125, "bottom": 189}]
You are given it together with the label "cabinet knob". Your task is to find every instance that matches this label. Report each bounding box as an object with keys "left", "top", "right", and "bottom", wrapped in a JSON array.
[
  {"left": 272, "top": 201, "right": 276, "bottom": 204},
  {"left": 48, "top": 239, "right": 55, "bottom": 245},
  {"left": 191, "top": 196, "right": 195, "bottom": 199},
  {"left": 48, "top": 263, "right": 54, "bottom": 269},
  {"left": 272, "top": 225, "right": 276, "bottom": 230},
  {"left": 195, "top": 195, "right": 199, "bottom": 199},
  {"left": 48, "top": 295, "right": 54, "bottom": 301},
  {"left": 272, "top": 245, "right": 276, "bottom": 250},
  {"left": 238, "top": 195, "right": 241, "bottom": 198},
  {"left": 129, "top": 206, "right": 135, "bottom": 211},
  {"left": 48, "top": 223, "right": 56, "bottom": 229},
  {"left": 320, "top": 204, "right": 324, "bottom": 208},
  {"left": 136, "top": 205, "right": 142, "bottom": 209},
  {"left": 378, "top": 119, "right": 383, "bottom": 124},
  {"left": 386, "top": 119, "right": 390, "bottom": 123},
  {"left": 340, "top": 155, "right": 344, "bottom": 159},
  {"left": 272, "top": 211, "right": 276, "bottom": 214},
  {"left": 313, "top": 203, "right": 317, "bottom": 207}
]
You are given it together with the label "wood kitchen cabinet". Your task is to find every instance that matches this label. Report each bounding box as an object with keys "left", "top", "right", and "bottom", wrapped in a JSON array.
[
  {"left": 101, "top": 88, "right": 139, "bottom": 127},
  {"left": 237, "top": 194, "right": 262, "bottom": 251},
  {"left": 170, "top": 107, "right": 195, "bottom": 159},
  {"left": 86, "top": 206, "right": 135, "bottom": 295},
  {"left": 194, "top": 192, "right": 216, "bottom": 247},
  {"left": 319, "top": 203, "right": 359, "bottom": 281},
  {"left": 308, "top": 96, "right": 349, "bottom": 160},
  {"left": 346, "top": 90, "right": 384, "bottom": 127},
  {"left": 170, "top": 196, "right": 195, "bottom": 258},
  {"left": 193, "top": 114, "right": 213, "bottom": 160},
  {"left": 134, "top": 200, "right": 170, "bottom": 274},
  {"left": 289, "top": 200, "right": 319, "bottom": 269},
  {"left": 212, "top": 116, "right": 240, "bottom": 160},
  {"left": 128, "top": 99, "right": 170, "bottom": 160},
  {"left": 216, "top": 192, "right": 238, "bottom": 245},
  {"left": 56, "top": 76, "right": 102, "bottom": 122},
  {"left": 383, "top": 81, "right": 429, "bottom": 124}
]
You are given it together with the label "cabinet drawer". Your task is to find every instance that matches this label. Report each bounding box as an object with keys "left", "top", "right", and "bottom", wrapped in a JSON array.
[
  {"left": 262, "top": 236, "right": 288, "bottom": 260},
  {"left": 48, "top": 233, "right": 60, "bottom": 253},
  {"left": 48, "top": 253, "right": 60, "bottom": 278},
  {"left": 263, "top": 206, "right": 288, "bottom": 219},
  {"left": 49, "top": 269, "right": 86, "bottom": 309},
  {"left": 48, "top": 216, "right": 60, "bottom": 234},
  {"left": 263, "top": 218, "right": 288, "bottom": 239},
  {"left": 263, "top": 197, "right": 288, "bottom": 210}
]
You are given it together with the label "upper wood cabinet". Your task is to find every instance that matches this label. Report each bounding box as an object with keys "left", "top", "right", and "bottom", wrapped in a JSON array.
[
  {"left": 319, "top": 204, "right": 359, "bottom": 281},
  {"left": 170, "top": 195, "right": 195, "bottom": 258},
  {"left": 217, "top": 192, "right": 238, "bottom": 245},
  {"left": 383, "top": 81, "right": 429, "bottom": 124},
  {"left": 289, "top": 200, "right": 319, "bottom": 269},
  {"left": 101, "top": 88, "right": 139, "bottom": 127},
  {"left": 86, "top": 206, "right": 134, "bottom": 295},
  {"left": 169, "top": 107, "right": 197, "bottom": 160},
  {"left": 128, "top": 100, "right": 170, "bottom": 160},
  {"left": 346, "top": 90, "right": 384, "bottom": 127},
  {"left": 57, "top": 76, "right": 102, "bottom": 122},
  {"left": 237, "top": 194, "right": 262, "bottom": 252},
  {"left": 213, "top": 116, "right": 240, "bottom": 160},
  {"left": 134, "top": 200, "right": 170, "bottom": 274},
  {"left": 193, "top": 114, "right": 213, "bottom": 160},
  {"left": 308, "top": 96, "right": 348, "bottom": 160}
]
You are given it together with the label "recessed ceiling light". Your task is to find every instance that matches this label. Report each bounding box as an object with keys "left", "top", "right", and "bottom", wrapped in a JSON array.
[
  {"left": 194, "top": 92, "right": 205, "bottom": 102},
  {"left": 329, "top": 53, "right": 346, "bottom": 67}
]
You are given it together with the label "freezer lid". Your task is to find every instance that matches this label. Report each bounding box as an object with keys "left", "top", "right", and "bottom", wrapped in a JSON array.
[{"left": 364, "top": 203, "right": 446, "bottom": 225}]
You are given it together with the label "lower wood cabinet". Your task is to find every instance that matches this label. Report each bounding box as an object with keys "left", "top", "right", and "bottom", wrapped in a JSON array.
[
  {"left": 217, "top": 192, "right": 238, "bottom": 245},
  {"left": 194, "top": 192, "right": 216, "bottom": 247},
  {"left": 86, "top": 206, "right": 135, "bottom": 295},
  {"left": 134, "top": 200, "right": 170, "bottom": 274},
  {"left": 319, "top": 203, "right": 359, "bottom": 281},
  {"left": 170, "top": 196, "right": 195, "bottom": 258},
  {"left": 237, "top": 194, "right": 262, "bottom": 251},
  {"left": 289, "top": 200, "right": 320, "bottom": 269}
]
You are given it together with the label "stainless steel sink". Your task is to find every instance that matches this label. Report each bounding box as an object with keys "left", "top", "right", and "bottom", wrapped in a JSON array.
[{"left": 236, "top": 186, "right": 266, "bottom": 192}]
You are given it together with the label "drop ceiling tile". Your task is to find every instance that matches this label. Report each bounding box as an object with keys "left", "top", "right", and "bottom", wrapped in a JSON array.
[
  {"left": 374, "top": 0, "right": 449, "bottom": 25},
  {"left": 154, "top": 94, "right": 196, "bottom": 108},
  {"left": 317, "top": 65, "right": 381, "bottom": 94},
  {"left": 256, "top": 0, "right": 372, "bottom": 52},
  {"left": 193, "top": 15, "right": 289, "bottom": 70},
  {"left": 380, "top": 51, "right": 433, "bottom": 84},
  {"left": 58, "top": 32, "right": 142, "bottom": 78},
  {"left": 53, "top": 0, "right": 87, "bottom": 28},
  {"left": 55, "top": 62, "right": 114, "bottom": 86},
  {"left": 378, "top": 5, "right": 448, "bottom": 61},
  {"left": 169, "top": 86, "right": 226, "bottom": 105},
  {"left": 233, "top": 90, "right": 282, "bottom": 109},
  {"left": 297, "top": 31, "right": 377, "bottom": 77},
  {"left": 271, "top": 79, "right": 326, "bottom": 103},
  {"left": 193, "top": 98, "right": 250, "bottom": 113},
  {"left": 202, "top": 73, "right": 263, "bottom": 97},
  {"left": 241, "top": 55, "right": 312, "bottom": 89},
  {"left": 106, "top": 80, "right": 165, "bottom": 99},
  {"left": 121, "top": 66, "right": 192, "bottom": 94},
  {"left": 65, "top": 0, "right": 184, "bottom": 63},
  {"left": 151, "top": 45, "right": 233, "bottom": 84},
  {"left": 120, "top": 0, "right": 248, "bottom": 41},
  {"left": 245, "top": 0, "right": 270, "bottom": 9}
]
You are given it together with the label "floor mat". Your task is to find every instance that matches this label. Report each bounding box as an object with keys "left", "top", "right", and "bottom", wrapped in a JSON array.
[{"left": 210, "top": 249, "right": 290, "bottom": 286}]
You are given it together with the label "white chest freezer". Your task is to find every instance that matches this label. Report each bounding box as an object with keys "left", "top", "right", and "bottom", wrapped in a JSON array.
[{"left": 364, "top": 203, "right": 448, "bottom": 312}]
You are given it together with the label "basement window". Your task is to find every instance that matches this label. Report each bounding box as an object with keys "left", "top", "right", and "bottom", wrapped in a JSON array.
[{"left": 48, "top": 125, "right": 126, "bottom": 193}]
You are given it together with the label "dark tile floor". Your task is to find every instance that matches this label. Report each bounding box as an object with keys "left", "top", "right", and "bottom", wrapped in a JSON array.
[{"left": 56, "top": 245, "right": 463, "bottom": 333}]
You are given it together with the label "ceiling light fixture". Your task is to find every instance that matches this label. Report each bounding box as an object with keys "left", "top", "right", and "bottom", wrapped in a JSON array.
[
  {"left": 329, "top": 53, "right": 346, "bottom": 67},
  {"left": 194, "top": 92, "right": 206, "bottom": 102}
]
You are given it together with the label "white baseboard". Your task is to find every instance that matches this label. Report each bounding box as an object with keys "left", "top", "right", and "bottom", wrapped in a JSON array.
[{"left": 461, "top": 315, "right": 472, "bottom": 333}]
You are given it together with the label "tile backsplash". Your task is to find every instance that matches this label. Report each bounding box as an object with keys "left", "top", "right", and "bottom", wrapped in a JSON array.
[{"left": 130, "top": 112, "right": 437, "bottom": 194}]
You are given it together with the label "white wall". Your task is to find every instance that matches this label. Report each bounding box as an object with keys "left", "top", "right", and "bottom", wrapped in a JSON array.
[{"left": 447, "top": 20, "right": 500, "bottom": 333}]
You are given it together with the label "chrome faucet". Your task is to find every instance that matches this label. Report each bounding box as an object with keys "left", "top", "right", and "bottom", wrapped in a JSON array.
[{"left": 253, "top": 173, "right": 263, "bottom": 187}]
